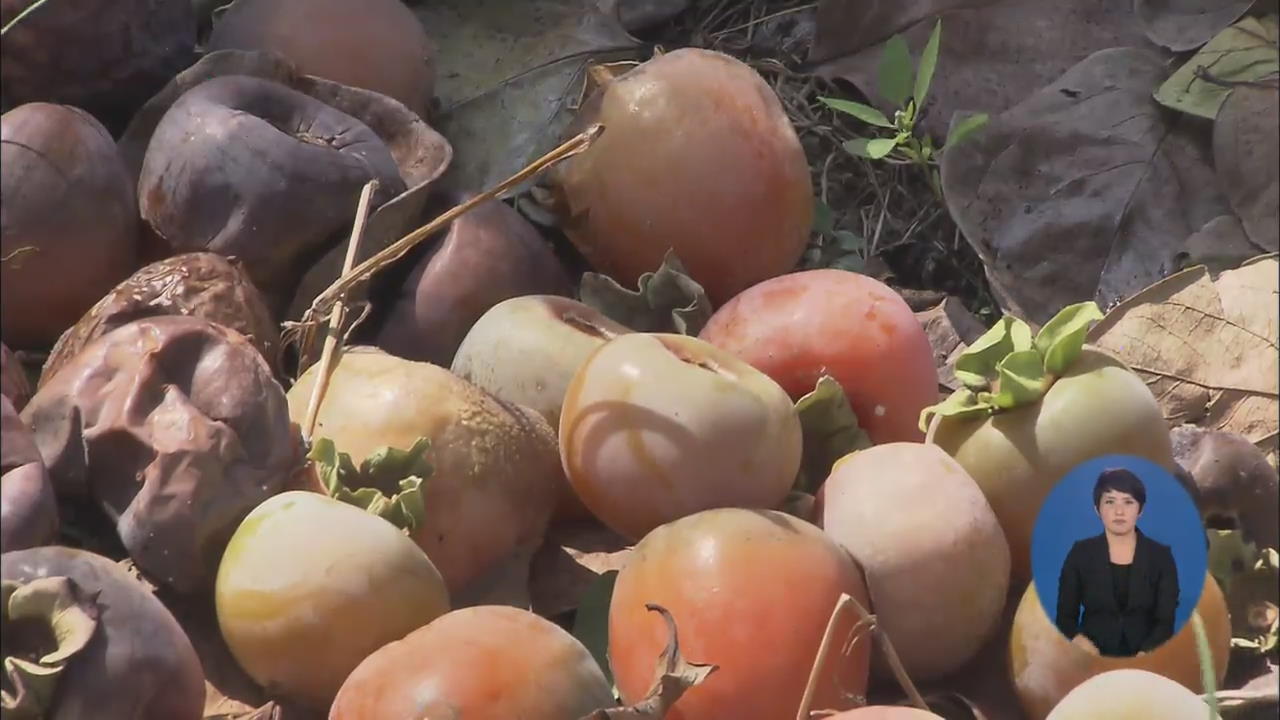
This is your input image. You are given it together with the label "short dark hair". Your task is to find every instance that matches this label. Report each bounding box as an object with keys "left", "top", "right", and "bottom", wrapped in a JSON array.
[{"left": 1093, "top": 468, "right": 1147, "bottom": 510}]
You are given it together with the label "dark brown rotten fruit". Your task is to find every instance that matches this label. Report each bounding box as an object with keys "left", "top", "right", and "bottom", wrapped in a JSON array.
[
  {"left": 550, "top": 47, "right": 813, "bottom": 305},
  {"left": 375, "top": 193, "right": 571, "bottom": 366},
  {"left": 137, "top": 75, "right": 406, "bottom": 315},
  {"left": 1, "top": 103, "right": 139, "bottom": 349},
  {"left": 1, "top": 395, "right": 57, "bottom": 552},
  {"left": 207, "top": 0, "right": 436, "bottom": 117},
  {"left": 40, "top": 252, "right": 280, "bottom": 387},
  {"left": 0, "top": 0, "right": 196, "bottom": 133},
  {"left": 1172, "top": 425, "right": 1279, "bottom": 550},
  {"left": 1, "top": 546, "right": 205, "bottom": 719},
  {"left": 0, "top": 343, "right": 31, "bottom": 411},
  {"left": 20, "top": 316, "right": 301, "bottom": 594}
]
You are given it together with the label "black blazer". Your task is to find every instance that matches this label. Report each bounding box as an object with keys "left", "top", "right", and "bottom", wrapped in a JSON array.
[{"left": 1055, "top": 528, "right": 1179, "bottom": 656}]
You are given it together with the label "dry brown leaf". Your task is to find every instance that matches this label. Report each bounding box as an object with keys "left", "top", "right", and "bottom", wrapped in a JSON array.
[
  {"left": 578, "top": 604, "right": 717, "bottom": 719},
  {"left": 1088, "top": 254, "right": 1279, "bottom": 454},
  {"left": 530, "top": 519, "right": 633, "bottom": 617},
  {"left": 915, "top": 298, "right": 987, "bottom": 391}
]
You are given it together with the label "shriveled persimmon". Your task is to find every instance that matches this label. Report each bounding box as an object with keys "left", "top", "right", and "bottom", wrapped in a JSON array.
[
  {"left": 608, "top": 508, "right": 871, "bottom": 720},
  {"left": 699, "top": 269, "right": 938, "bottom": 445}
]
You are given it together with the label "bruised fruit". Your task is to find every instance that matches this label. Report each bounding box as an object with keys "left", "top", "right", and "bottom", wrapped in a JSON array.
[
  {"left": 1, "top": 103, "right": 139, "bottom": 349},
  {"left": 1009, "top": 575, "right": 1229, "bottom": 720},
  {"left": 375, "top": 194, "right": 571, "bottom": 366},
  {"left": 330, "top": 605, "right": 613, "bottom": 719},
  {"left": 560, "top": 333, "right": 802, "bottom": 540},
  {"left": 818, "top": 442, "right": 1010, "bottom": 681},
  {"left": 0, "top": 0, "right": 196, "bottom": 132},
  {"left": 287, "top": 347, "right": 562, "bottom": 595},
  {"left": 923, "top": 304, "right": 1175, "bottom": 581},
  {"left": 208, "top": 0, "right": 436, "bottom": 117},
  {"left": 137, "top": 74, "right": 406, "bottom": 314},
  {"left": 609, "top": 508, "right": 871, "bottom": 720},
  {"left": 550, "top": 48, "right": 812, "bottom": 304},
  {"left": 1, "top": 395, "right": 56, "bottom": 552},
  {"left": 217, "top": 490, "right": 450, "bottom": 710},
  {"left": 700, "top": 269, "right": 939, "bottom": 444},
  {"left": 1045, "top": 668, "right": 1221, "bottom": 720},
  {"left": 21, "top": 316, "right": 299, "bottom": 593},
  {"left": 2, "top": 546, "right": 205, "bottom": 720},
  {"left": 40, "top": 252, "right": 280, "bottom": 386},
  {"left": 1172, "top": 425, "right": 1278, "bottom": 551}
]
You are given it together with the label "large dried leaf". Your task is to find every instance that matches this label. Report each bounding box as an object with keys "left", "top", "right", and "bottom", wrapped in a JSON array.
[
  {"left": 1215, "top": 85, "right": 1280, "bottom": 254},
  {"left": 1135, "top": 0, "right": 1254, "bottom": 51},
  {"left": 413, "top": 0, "right": 641, "bottom": 194},
  {"left": 941, "top": 47, "right": 1231, "bottom": 324},
  {"left": 810, "top": 0, "right": 1154, "bottom": 139},
  {"left": 1087, "top": 255, "right": 1279, "bottom": 453},
  {"left": 1183, "top": 215, "right": 1270, "bottom": 274},
  {"left": 1154, "top": 15, "right": 1279, "bottom": 120}
]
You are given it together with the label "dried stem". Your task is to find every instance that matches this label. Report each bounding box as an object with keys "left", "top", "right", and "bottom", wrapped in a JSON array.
[
  {"left": 301, "top": 180, "right": 378, "bottom": 442},
  {"left": 301, "top": 123, "right": 604, "bottom": 326},
  {"left": 795, "top": 592, "right": 928, "bottom": 720}
]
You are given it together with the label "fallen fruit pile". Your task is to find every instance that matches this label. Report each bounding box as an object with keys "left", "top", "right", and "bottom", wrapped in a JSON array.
[{"left": 1, "top": 2, "right": 1276, "bottom": 719}]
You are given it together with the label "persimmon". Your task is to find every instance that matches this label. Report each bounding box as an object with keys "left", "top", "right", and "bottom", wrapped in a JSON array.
[
  {"left": 699, "top": 269, "right": 938, "bottom": 445},
  {"left": 608, "top": 508, "right": 871, "bottom": 720},
  {"left": 1045, "top": 669, "right": 1222, "bottom": 720},
  {"left": 329, "top": 605, "right": 613, "bottom": 719}
]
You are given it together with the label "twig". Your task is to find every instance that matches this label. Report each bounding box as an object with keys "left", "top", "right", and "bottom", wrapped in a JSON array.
[
  {"left": 300, "top": 180, "right": 378, "bottom": 442},
  {"left": 712, "top": 2, "right": 818, "bottom": 37},
  {"left": 1, "top": 0, "right": 53, "bottom": 35},
  {"left": 300, "top": 124, "right": 604, "bottom": 327},
  {"left": 795, "top": 593, "right": 928, "bottom": 720}
]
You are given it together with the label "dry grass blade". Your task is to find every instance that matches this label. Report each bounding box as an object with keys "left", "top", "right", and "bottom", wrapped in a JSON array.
[
  {"left": 796, "top": 592, "right": 928, "bottom": 719},
  {"left": 579, "top": 604, "right": 717, "bottom": 719},
  {"left": 299, "top": 123, "right": 605, "bottom": 327},
  {"left": 299, "top": 179, "right": 378, "bottom": 442}
]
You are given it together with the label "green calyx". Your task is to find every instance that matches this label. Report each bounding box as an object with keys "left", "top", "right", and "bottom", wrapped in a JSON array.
[
  {"left": 308, "top": 437, "right": 432, "bottom": 534},
  {"left": 578, "top": 249, "right": 713, "bottom": 335},
  {"left": 1, "top": 576, "right": 100, "bottom": 718},
  {"left": 794, "top": 375, "right": 873, "bottom": 493},
  {"left": 918, "top": 301, "right": 1104, "bottom": 432}
]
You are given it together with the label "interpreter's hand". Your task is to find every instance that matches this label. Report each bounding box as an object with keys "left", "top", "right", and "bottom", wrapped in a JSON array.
[{"left": 1071, "top": 634, "right": 1100, "bottom": 655}]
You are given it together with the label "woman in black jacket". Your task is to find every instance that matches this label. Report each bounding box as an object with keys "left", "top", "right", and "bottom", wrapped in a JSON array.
[{"left": 1055, "top": 468, "right": 1180, "bottom": 657}]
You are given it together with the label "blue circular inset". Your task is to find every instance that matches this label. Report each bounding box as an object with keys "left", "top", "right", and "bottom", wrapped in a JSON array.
[{"left": 1031, "top": 454, "right": 1207, "bottom": 653}]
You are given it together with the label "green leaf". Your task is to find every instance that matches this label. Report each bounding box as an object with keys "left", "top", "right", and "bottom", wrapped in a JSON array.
[
  {"left": 579, "top": 249, "right": 712, "bottom": 335},
  {"left": 307, "top": 437, "right": 431, "bottom": 533},
  {"left": 842, "top": 137, "right": 876, "bottom": 158},
  {"left": 952, "top": 316, "right": 1034, "bottom": 390},
  {"left": 917, "top": 388, "right": 991, "bottom": 432},
  {"left": 819, "top": 97, "right": 894, "bottom": 128},
  {"left": 813, "top": 198, "right": 835, "bottom": 236},
  {"left": 991, "top": 349, "right": 1047, "bottom": 409},
  {"left": 914, "top": 19, "right": 943, "bottom": 108},
  {"left": 878, "top": 34, "right": 914, "bottom": 107},
  {"left": 571, "top": 570, "right": 618, "bottom": 688},
  {"left": 1154, "top": 15, "right": 1280, "bottom": 119},
  {"left": 866, "top": 136, "right": 900, "bottom": 159},
  {"left": 832, "top": 230, "right": 865, "bottom": 255},
  {"left": 944, "top": 112, "right": 990, "bottom": 150},
  {"left": 793, "top": 376, "right": 874, "bottom": 493},
  {"left": 1033, "top": 301, "right": 1103, "bottom": 375}
]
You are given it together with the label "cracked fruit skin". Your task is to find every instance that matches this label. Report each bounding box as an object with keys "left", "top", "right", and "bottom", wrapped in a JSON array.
[
  {"left": 608, "top": 508, "right": 871, "bottom": 720},
  {"left": 818, "top": 442, "right": 1011, "bottom": 681},
  {"left": 1045, "top": 669, "right": 1222, "bottom": 720},
  {"left": 1009, "top": 574, "right": 1229, "bottom": 720},
  {"left": 215, "top": 491, "right": 450, "bottom": 710},
  {"left": 559, "top": 333, "right": 802, "bottom": 540},
  {"left": 699, "top": 269, "right": 938, "bottom": 445},
  {"left": 926, "top": 347, "right": 1175, "bottom": 582},
  {"left": 551, "top": 47, "right": 812, "bottom": 305},
  {"left": 329, "top": 605, "right": 613, "bottom": 719}
]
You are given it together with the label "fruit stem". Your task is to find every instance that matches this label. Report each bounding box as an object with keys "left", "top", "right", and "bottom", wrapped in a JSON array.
[
  {"left": 300, "top": 180, "right": 377, "bottom": 441},
  {"left": 795, "top": 593, "right": 929, "bottom": 720}
]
